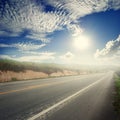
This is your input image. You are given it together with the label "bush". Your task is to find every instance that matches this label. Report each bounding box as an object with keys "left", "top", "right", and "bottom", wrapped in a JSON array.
[
  {"left": 11, "top": 77, "right": 18, "bottom": 81},
  {"left": 0, "top": 59, "right": 63, "bottom": 74},
  {"left": 113, "top": 75, "right": 120, "bottom": 113}
]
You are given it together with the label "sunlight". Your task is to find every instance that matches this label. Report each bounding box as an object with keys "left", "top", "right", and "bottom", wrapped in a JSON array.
[{"left": 73, "top": 35, "right": 91, "bottom": 50}]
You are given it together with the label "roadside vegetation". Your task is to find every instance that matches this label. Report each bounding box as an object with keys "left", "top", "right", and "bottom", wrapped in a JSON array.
[
  {"left": 113, "top": 73, "right": 120, "bottom": 115},
  {"left": 0, "top": 59, "right": 101, "bottom": 74},
  {"left": 0, "top": 59, "right": 64, "bottom": 74},
  {"left": 0, "top": 59, "right": 110, "bottom": 82}
]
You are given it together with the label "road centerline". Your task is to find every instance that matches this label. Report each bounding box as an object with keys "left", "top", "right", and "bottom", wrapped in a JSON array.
[{"left": 0, "top": 80, "right": 73, "bottom": 95}]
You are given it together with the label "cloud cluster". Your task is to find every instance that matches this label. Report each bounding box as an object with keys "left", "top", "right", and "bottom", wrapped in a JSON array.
[
  {"left": 0, "top": 0, "right": 120, "bottom": 42},
  {"left": 0, "top": 51, "right": 56, "bottom": 62},
  {"left": 0, "top": 0, "right": 120, "bottom": 63},
  {"left": 95, "top": 35, "right": 120, "bottom": 64},
  {"left": 67, "top": 24, "right": 83, "bottom": 37},
  {"left": 60, "top": 52, "right": 74, "bottom": 60},
  {"left": 17, "top": 54, "right": 55, "bottom": 62},
  {"left": 0, "top": 43, "right": 46, "bottom": 51},
  {"left": 0, "top": 0, "right": 68, "bottom": 42},
  {"left": 0, "top": 55, "right": 13, "bottom": 60}
]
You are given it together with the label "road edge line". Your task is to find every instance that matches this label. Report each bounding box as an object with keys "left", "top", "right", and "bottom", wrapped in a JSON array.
[{"left": 27, "top": 75, "right": 107, "bottom": 120}]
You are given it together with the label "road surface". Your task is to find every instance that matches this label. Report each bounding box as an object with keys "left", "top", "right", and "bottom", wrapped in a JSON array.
[{"left": 0, "top": 71, "right": 117, "bottom": 120}]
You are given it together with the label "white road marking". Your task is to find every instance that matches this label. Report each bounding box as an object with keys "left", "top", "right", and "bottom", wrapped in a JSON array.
[{"left": 27, "top": 74, "right": 109, "bottom": 120}]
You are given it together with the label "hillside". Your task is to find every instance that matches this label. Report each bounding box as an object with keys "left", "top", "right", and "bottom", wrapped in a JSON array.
[
  {"left": 0, "top": 59, "right": 109, "bottom": 82},
  {"left": 0, "top": 59, "right": 80, "bottom": 82}
]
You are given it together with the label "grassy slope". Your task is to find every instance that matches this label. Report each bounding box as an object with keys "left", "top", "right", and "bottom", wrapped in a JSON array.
[
  {"left": 0, "top": 59, "right": 106, "bottom": 82},
  {"left": 0, "top": 59, "right": 98, "bottom": 74},
  {"left": 114, "top": 73, "right": 120, "bottom": 114},
  {"left": 0, "top": 59, "right": 66, "bottom": 74},
  {"left": 0, "top": 59, "right": 78, "bottom": 82}
]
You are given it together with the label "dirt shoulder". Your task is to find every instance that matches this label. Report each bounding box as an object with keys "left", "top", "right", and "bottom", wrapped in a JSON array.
[{"left": 0, "top": 70, "right": 79, "bottom": 82}]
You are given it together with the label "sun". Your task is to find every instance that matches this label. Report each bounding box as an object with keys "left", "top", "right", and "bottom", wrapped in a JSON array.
[{"left": 73, "top": 35, "right": 90, "bottom": 50}]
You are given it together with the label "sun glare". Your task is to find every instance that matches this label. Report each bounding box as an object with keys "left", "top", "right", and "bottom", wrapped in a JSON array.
[{"left": 73, "top": 35, "right": 90, "bottom": 50}]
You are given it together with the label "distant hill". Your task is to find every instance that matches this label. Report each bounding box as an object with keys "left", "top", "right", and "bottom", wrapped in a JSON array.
[
  {"left": 0, "top": 59, "right": 65, "bottom": 74},
  {"left": 0, "top": 59, "right": 112, "bottom": 82},
  {"left": 0, "top": 59, "right": 79, "bottom": 82}
]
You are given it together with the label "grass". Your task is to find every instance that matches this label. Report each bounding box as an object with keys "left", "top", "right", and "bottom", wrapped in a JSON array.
[
  {"left": 0, "top": 59, "right": 65, "bottom": 74},
  {"left": 0, "top": 59, "right": 105, "bottom": 83},
  {"left": 0, "top": 59, "right": 97, "bottom": 74},
  {"left": 113, "top": 74, "right": 120, "bottom": 114},
  {"left": 11, "top": 77, "right": 18, "bottom": 81}
]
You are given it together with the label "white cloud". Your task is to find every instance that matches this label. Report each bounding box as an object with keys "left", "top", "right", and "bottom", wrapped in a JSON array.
[
  {"left": 0, "top": 52, "right": 56, "bottom": 62},
  {"left": 23, "top": 51, "right": 56, "bottom": 56},
  {"left": 26, "top": 33, "right": 50, "bottom": 43},
  {"left": 94, "top": 34, "right": 120, "bottom": 64},
  {"left": 0, "top": 43, "right": 46, "bottom": 51},
  {"left": 108, "top": 0, "right": 120, "bottom": 10},
  {"left": 0, "top": 0, "right": 68, "bottom": 42},
  {"left": 67, "top": 23, "right": 83, "bottom": 37},
  {"left": 0, "top": 55, "right": 13, "bottom": 60},
  {"left": 47, "top": 0, "right": 109, "bottom": 19},
  {"left": 60, "top": 52, "right": 74, "bottom": 60},
  {"left": 0, "top": 0, "right": 120, "bottom": 43},
  {"left": 17, "top": 55, "right": 55, "bottom": 62},
  {"left": 0, "top": 30, "right": 19, "bottom": 37}
]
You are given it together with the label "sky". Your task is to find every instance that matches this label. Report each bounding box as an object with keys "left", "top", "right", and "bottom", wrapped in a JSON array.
[{"left": 0, "top": 0, "right": 120, "bottom": 65}]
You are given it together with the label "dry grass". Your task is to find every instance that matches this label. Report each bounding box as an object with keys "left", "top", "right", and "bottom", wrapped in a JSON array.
[
  {"left": 0, "top": 70, "right": 79, "bottom": 82},
  {"left": 113, "top": 74, "right": 120, "bottom": 114},
  {"left": 50, "top": 70, "right": 77, "bottom": 77},
  {"left": 0, "top": 70, "right": 48, "bottom": 82},
  {"left": 0, "top": 59, "right": 94, "bottom": 82}
]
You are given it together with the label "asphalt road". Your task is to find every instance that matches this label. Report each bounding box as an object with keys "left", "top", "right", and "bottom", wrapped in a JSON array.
[{"left": 0, "top": 71, "right": 117, "bottom": 120}]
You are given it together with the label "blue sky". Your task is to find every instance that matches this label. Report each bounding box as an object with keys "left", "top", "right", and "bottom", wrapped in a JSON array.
[{"left": 0, "top": 0, "right": 120, "bottom": 65}]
